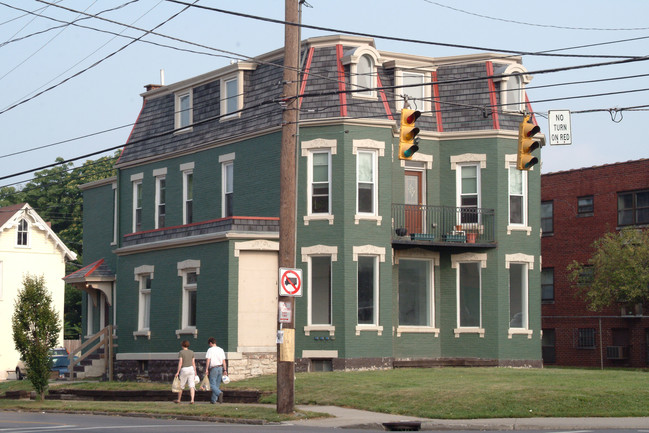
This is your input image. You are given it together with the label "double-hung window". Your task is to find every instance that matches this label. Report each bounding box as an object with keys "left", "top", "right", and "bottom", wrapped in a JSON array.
[
  {"left": 134, "top": 265, "right": 154, "bottom": 338},
  {"left": 355, "top": 54, "right": 375, "bottom": 98},
  {"left": 452, "top": 252, "right": 487, "bottom": 336},
  {"left": 16, "top": 219, "right": 29, "bottom": 246},
  {"left": 223, "top": 162, "right": 233, "bottom": 217},
  {"left": 155, "top": 174, "right": 166, "bottom": 229},
  {"left": 541, "top": 268, "right": 554, "bottom": 302},
  {"left": 578, "top": 195, "right": 594, "bottom": 216},
  {"left": 310, "top": 256, "right": 332, "bottom": 326},
  {"left": 310, "top": 151, "right": 331, "bottom": 214},
  {"left": 401, "top": 71, "right": 425, "bottom": 109},
  {"left": 357, "top": 150, "right": 376, "bottom": 215},
  {"left": 181, "top": 163, "right": 194, "bottom": 225},
  {"left": 131, "top": 174, "right": 143, "bottom": 233},
  {"left": 459, "top": 164, "right": 480, "bottom": 224},
  {"left": 509, "top": 263, "right": 528, "bottom": 329},
  {"left": 354, "top": 247, "right": 384, "bottom": 333},
  {"left": 541, "top": 201, "right": 553, "bottom": 235},
  {"left": 175, "top": 90, "right": 192, "bottom": 130},
  {"left": 220, "top": 75, "right": 241, "bottom": 118},
  {"left": 509, "top": 165, "right": 527, "bottom": 225}
]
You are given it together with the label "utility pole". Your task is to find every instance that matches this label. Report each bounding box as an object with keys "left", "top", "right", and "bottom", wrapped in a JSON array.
[{"left": 277, "top": 0, "right": 299, "bottom": 414}]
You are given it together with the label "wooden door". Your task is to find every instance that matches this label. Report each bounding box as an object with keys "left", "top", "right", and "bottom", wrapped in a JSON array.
[{"left": 404, "top": 171, "right": 423, "bottom": 235}]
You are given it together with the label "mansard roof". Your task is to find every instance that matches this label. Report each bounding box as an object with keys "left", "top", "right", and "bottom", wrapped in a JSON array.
[{"left": 117, "top": 35, "right": 531, "bottom": 167}]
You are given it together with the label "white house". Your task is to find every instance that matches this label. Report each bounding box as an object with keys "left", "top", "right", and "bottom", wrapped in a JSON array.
[{"left": 0, "top": 203, "right": 76, "bottom": 380}]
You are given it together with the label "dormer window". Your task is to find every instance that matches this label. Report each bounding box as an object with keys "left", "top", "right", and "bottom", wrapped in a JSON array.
[
  {"left": 494, "top": 64, "right": 532, "bottom": 113},
  {"left": 175, "top": 90, "right": 192, "bottom": 131},
  {"left": 16, "top": 219, "right": 28, "bottom": 246},
  {"left": 343, "top": 46, "right": 382, "bottom": 99}
]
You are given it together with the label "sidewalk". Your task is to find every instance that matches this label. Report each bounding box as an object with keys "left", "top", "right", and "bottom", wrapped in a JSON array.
[{"left": 290, "top": 405, "right": 649, "bottom": 430}]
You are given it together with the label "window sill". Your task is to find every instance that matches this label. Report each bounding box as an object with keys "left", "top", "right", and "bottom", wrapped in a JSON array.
[
  {"left": 132, "top": 330, "right": 151, "bottom": 340},
  {"left": 396, "top": 326, "right": 439, "bottom": 337},
  {"left": 351, "top": 93, "right": 377, "bottom": 100},
  {"left": 219, "top": 112, "right": 241, "bottom": 122},
  {"left": 173, "top": 127, "right": 193, "bottom": 135},
  {"left": 175, "top": 328, "right": 198, "bottom": 338},
  {"left": 506, "top": 225, "right": 531, "bottom": 235},
  {"left": 355, "top": 325, "right": 383, "bottom": 336},
  {"left": 453, "top": 327, "right": 485, "bottom": 338},
  {"left": 508, "top": 328, "right": 533, "bottom": 339},
  {"left": 304, "top": 325, "right": 335, "bottom": 336},
  {"left": 304, "top": 214, "right": 334, "bottom": 226},
  {"left": 354, "top": 214, "right": 382, "bottom": 226}
]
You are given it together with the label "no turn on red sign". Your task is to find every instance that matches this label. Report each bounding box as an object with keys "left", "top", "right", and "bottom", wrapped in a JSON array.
[{"left": 279, "top": 267, "right": 303, "bottom": 297}]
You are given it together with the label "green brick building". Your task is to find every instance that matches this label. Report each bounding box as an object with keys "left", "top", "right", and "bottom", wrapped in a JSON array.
[{"left": 70, "top": 35, "right": 543, "bottom": 381}]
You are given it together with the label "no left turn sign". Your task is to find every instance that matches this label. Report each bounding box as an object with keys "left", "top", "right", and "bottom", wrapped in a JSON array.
[{"left": 279, "top": 267, "right": 303, "bottom": 297}]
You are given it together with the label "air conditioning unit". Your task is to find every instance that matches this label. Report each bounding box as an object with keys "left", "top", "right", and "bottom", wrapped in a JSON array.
[
  {"left": 606, "top": 346, "right": 629, "bottom": 360},
  {"left": 620, "top": 303, "right": 643, "bottom": 317}
]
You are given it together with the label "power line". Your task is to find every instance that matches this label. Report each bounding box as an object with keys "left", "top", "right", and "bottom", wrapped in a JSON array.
[
  {"left": 0, "top": 1, "right": 196, "bottom": 116},
  {"left": 422, "top": 0, "right": 649, "bottom": 31},
  {"left": 165, "top": 0, "right": 645, "bottom": 60}
]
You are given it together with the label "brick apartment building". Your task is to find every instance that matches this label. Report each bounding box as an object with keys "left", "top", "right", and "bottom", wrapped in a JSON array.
[{"left": 541, "top": 158, "right": 649, "bottom": 368}]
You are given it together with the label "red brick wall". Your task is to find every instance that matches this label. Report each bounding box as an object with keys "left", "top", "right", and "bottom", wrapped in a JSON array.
[{"left": 541, "top": 159, "right": 649, "bottom": 368}]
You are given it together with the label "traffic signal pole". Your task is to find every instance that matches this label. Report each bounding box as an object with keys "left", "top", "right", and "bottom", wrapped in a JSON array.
[{"left": 277, "top": 0, "right": 299, "bottom": 414}]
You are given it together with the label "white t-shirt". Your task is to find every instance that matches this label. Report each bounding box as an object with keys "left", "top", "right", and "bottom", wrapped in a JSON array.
[{"left": 206, "top": 345, "right": 226, "bottom": 367}]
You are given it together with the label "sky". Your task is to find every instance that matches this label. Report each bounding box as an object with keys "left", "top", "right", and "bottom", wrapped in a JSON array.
[{"left": 1, "top": 0, "right": 648, "bottom": 187}]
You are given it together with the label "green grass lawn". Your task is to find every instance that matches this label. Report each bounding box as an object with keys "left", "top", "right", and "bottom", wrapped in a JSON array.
[{"left": 2, "top": 367, "right": 649, "bottom": 420}]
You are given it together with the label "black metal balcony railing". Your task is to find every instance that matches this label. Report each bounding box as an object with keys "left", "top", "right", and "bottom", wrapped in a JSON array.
[{"left": 392, "top": 204, "right": 495, "bottom": 245}]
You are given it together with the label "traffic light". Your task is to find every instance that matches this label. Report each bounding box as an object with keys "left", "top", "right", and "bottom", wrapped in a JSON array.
[
  {"left": 517, "top": 115, "right": 540, "bottom": 170},
  {"left": 399, "top": 108, "right": 421, "bottom": 160}
]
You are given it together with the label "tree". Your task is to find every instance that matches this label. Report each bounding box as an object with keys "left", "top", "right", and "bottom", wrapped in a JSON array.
[
  {"left": 12, "top": 275, "right": 62, "bottom": 400},
  {"left": 568, "top": 228, "right": 649, "bottom": 312}
]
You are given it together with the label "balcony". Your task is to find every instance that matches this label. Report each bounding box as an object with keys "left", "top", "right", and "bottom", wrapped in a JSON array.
[{"left": 392, "top": 204, "right": 496, "bottom": 248}]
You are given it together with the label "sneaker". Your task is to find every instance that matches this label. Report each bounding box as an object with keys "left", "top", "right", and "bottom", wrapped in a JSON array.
[{"left": 218, "top": 392, "right": 223, "bottom": 403}]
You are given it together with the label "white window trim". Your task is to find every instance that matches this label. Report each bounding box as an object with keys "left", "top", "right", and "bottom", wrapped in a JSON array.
[
  {"left": 131, "top": 174, "right": 143, "bottom": 233},
  {"left": 222, "top": 161, "right": 233, "bottom": 218},
  {"left": 451, "top": 253, "right": 487, "bottom": 337},
  {"left": 133, "top": 265, "right": 154, "bottom": 339},
  {"left": 220, "top": 73, "right": 243, "bottom": 120},
  {"left": 505, "top": 155, "right": 532, "bottom": 235},
  {"left": 154, "top": 171, "right": 167, "bottom": 230},
  {"left": 302, "top": 245, "right": 337, "bottom": 336},
  {"left": 454, "top": 161, "right": 482, "bottom": 228},
  {"left": 15, "top": 218, "right": 30, "bottom": 248},
  {"left": 395, "top": 69, "right": 432, "bottom": 113},
  {"left": 353, "top": 140, "right": 384, "bottom": 225},
  {"left": 174, "top": 89, "right": 193, "bottom": 132},
  {"left": 302, "top": 139, "right": 337, "bottom": 228},
  {"left": 306, "top": 149, "right": 332, "bottom": 222},
  {"left": 181, "top": 163, "right": 195, "bottom": 225},
  {"left": 342, "top": 46, "right": 382, "bottom": 100},
  {"left": 177, "top": 260, "right": 201, "bottom": 337},
  {"left": 506, "top": 254, "right": 534, "bottom": 339},
  {"left": 353, "top": 245, "right": 385, "bottom": 335},
  {"left": 494, "top": 64, "right": 532, "bottom": 113}
]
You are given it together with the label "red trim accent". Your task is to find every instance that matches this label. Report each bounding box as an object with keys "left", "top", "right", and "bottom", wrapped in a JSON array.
[
  {"left": 525, "top": 94, "right": 538, "bottom": 126},
  {"left": 485, "top": 62, "right": 500, "bottom": 130},
  {"left": 335, "top": 44, "right": 348, "bottom": 117},
  {"left": 431, "top": 71, "right": 443, "bottom": 132},
  {"left": 376, "top": 74, "right": 394, "bottom": 121},
  {"left": 124, "top": 216, "right": 280, "bottom": 238},
  {"left": 299, "top": 47, "right": 315, "bottom": 109},
  {"left": 116, "top": 99, "right": 147, "bottom": 165},
  {"left": 64, "top": 258, "right": 104, "bottom": 279}
]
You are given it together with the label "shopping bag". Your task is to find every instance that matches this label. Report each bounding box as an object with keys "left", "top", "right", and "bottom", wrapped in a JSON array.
[
  {"left": 222, "top": 375, "right": 231, "bottom": 384},
  {"left": 200, "top": 375, "right": 210, "bottom": 391},
  {"left": 172, "top": 376, "right": 182, "bottom": 393}
]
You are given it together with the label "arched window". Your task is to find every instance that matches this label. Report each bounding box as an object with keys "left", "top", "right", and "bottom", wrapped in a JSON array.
[
  {"left": 356, "top": 55, "right": 374, "bottom": 97},
  {"left": 494, "top": 64, "right": 531, "bottom": 113},
  {"left": 16, "top": 219, "right": 28, "bottom": 246}
]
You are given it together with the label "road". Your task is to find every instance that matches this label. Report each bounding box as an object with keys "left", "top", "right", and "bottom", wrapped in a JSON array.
[{"left": 1, "top": 411, "right": 649, "bottom": 432}]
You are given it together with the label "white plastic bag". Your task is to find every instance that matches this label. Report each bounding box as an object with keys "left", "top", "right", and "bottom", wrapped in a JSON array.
[
  {"left": 172, "top": 376, "right": 181, "bottom": 393},
  {"left": 200, "top": 375, "right": 210, "bottom": 391}
]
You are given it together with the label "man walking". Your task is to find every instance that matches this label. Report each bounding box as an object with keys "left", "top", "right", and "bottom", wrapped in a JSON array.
[{"left": 205, "top": 337, "right": 227, "bottom": 403}]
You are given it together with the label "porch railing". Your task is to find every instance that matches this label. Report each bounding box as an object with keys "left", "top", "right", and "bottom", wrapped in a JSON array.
[
  {"left": 392, "top": 204, "right": 495, "bottom": 244},
  {"left": 68, "top": 325, "right": 114, "bottom": 381}
]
